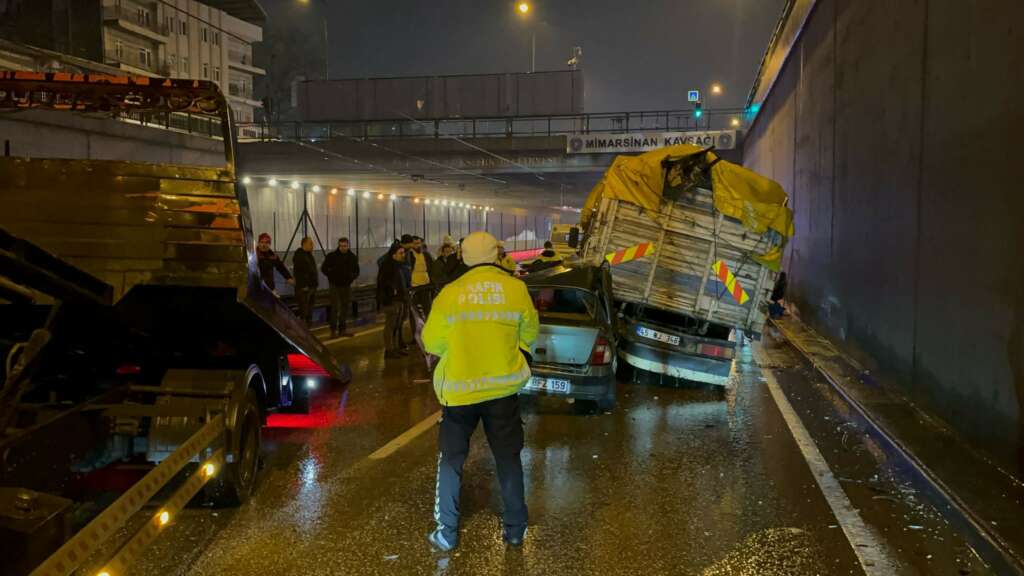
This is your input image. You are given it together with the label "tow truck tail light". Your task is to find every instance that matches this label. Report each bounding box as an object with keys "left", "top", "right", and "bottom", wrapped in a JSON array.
[
  {"left": 590, "top": 337, "right": 613, "bottom": 365},
  {"left": 698, "top": 343, "right": 734, "bottom": 359},
  {"left": 116, "top": 364, "right": 142, "bottom": 375}
]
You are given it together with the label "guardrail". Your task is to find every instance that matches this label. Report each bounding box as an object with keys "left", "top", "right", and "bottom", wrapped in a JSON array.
[{"left": 237, "top": 107, "right": 750, "bottom": 142}]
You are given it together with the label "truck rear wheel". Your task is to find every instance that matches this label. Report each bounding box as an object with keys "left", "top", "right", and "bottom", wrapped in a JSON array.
[{"left": 207, "top": 388, "right": 261, "bottom": 506}]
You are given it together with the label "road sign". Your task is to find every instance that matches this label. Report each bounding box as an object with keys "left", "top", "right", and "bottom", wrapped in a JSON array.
[{"left": 687, "top": 90, "right": 700, "bottom": 102}]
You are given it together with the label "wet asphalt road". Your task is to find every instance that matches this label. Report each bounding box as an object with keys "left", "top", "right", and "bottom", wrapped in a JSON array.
[{"left": 119, "top": 326, "right": 990, "bottom": 576}]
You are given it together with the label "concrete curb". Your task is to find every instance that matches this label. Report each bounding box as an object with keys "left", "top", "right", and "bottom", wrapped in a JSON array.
[{"left": 772, "top": 315, "right": 1024, "bottom": 576}]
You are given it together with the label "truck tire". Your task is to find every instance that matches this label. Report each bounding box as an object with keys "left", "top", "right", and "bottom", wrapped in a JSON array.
[{"left": 207, "top": 388, "right": 261, "bottom": 506}]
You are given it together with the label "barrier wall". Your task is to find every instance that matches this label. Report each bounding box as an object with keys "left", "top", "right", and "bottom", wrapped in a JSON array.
[{"left": 743, "top": 0, "right": 1024, "bottom": 471}]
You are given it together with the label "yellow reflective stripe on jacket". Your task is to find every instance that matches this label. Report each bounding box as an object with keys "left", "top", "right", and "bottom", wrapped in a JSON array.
[
  {"left": 422, "top": 265, "right": 540, "bottom": 407},
  {"left": 438, "top": 364, "right": 532, "bottom": 395}
]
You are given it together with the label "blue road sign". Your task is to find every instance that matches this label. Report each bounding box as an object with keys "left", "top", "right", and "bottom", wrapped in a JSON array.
[{"left": 687, "top": 90, "right": 700, "bottom": 102}]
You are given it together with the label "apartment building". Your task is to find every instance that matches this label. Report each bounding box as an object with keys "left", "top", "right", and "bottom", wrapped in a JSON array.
[
  {"left": 0, "top": 0, "right": 265, "bottom": 125},
  {"left": 101, "top": 0, "right": 265, "bottom": 124}
]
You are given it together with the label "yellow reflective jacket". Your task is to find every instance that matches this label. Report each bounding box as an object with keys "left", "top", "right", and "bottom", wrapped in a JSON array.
[
  {"left": 499, "top": 255, "right": 517, "bottom": 273},
  {"left": 422, "top": 264, "right": 540, "bottom": 407}
]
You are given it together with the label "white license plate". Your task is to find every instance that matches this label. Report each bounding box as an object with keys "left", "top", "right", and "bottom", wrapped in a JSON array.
[
  {"left": 526, "top": 377, "right": 571, "bottom": 394},
  {"left": 637, "top": 325, "right": 681, "bottom": 346}
]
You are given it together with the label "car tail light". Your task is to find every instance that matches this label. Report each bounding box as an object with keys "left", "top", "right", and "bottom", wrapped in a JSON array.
[
  {"left": 698, "top": 343, "right": 734, "bottom": 359},
  {"left": 116, "top": 364, "right": 142, "bottom": 375},
  {"left": 590, "top": 337, "right": 613, "bottom": 365}
]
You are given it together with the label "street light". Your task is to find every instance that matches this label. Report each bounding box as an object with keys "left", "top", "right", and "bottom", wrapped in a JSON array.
[
  {"left": 515, "top": 2, "right": 536, "bottom": 73},
  {"left": 730, "top": 117, "right": 741, "bottom": 127},
  {"left": 711, "top": 83, "right": 723, "bottom": 95}
]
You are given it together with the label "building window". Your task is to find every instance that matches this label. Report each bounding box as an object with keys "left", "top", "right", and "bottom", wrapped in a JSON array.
[
  {"left": 115, "top": 40, "right": 123, "bottom": 59},
  {"left": 202, "top": 62, "right": 209, "bottom": 78},
  {"left": 180, "top": 19, "right": 187, "bottom": 36},
  {"left": 214, "top": 66, "right": 221, "bottom": 82},
  {"left": 138, "top": 48, "right": 151, "bottom": 69},
  {"left": 214, "top": 32, "right": 221, "bottom": 46},
  {"left": 181, "top": 56, "right": 189, "bottom": 74},
  {"left": 165, "top": 15, "right": 173, "bottom": 31},
  {"left": 202, "top": 27, "right": 208, "bottom": 43}
]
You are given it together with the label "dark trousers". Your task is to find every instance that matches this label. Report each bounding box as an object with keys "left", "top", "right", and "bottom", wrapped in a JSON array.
[
  {"left": 434, "top": 394, "right": 527, "bottom": 542},
  {"left": 295, "top": 286, "right": 316, "bottom": 325},
  {"left": 382, "top": 303, "right": 402, "bottom": 352},
  {"left": 329, "top": 284, "right": 351, "bottom": 332}
]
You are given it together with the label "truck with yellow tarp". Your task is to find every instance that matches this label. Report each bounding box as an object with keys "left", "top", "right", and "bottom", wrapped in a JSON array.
[{"left": 577, "top": 144, "right": 793, "bottom": 385}]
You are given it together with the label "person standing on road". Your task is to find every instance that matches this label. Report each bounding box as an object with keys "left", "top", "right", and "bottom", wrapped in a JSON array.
[
  {"left": 408, "top": 235, "right": 434, "bottom": 318},
  {"left": 497, "top": 241, "right": 517, "bottom": 274},
  {"left": 256, "top": 233, "right": 294, "bottom": 296},
  {"left": 430, "top": 243, "right": 456, "bottom": 290},
  {"left": 377, "top": 242, "right": 408, "bottom": 359},
  {"left": 292, "top": 237, "right": 319, "bottom": 326},
  {"left": 422, "top": 231, "right": 540, "bottom": 552},
  {"left": 321, "top": 237, "right": 360, "bottom": 338}
]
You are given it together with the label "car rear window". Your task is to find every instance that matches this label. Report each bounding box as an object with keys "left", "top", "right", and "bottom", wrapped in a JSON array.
[{"left": 529, "top": 287, "right": 598, "bottom": 316}]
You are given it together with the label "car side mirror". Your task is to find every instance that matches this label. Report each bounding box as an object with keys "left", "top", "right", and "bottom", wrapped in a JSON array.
[{"left": 568, "top": 226, "right": 580, "bottom": 248}]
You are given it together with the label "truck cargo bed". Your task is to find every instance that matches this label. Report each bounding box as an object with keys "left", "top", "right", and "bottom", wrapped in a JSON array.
[{"left": 583, "top": 189, "right": 780, "bottom": 336}]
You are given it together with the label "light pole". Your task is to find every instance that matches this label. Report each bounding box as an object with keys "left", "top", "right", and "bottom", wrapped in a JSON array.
[
  {"left": 516, "top": 2, "right": 535, "bottom": 73},
  {"left": 298, "top": 0, "right": 329, "bottom": 80}
]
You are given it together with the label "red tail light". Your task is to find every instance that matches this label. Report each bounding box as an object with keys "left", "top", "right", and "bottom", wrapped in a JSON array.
[
  {"left": 590, "top": 337, "right": 613, "bottom": 365},
  {"left": 698, "top": 343, "right": 734, "bottom": 359},
  {"left": 116, "top": 364, "right": 142, "bottom": 375},
  {"left": 287, "top": 353, "right": 330, "bottom": 377}
]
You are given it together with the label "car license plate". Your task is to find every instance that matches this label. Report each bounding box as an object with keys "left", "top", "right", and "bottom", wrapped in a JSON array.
[
  {"left": 526, "top": 377, "right": 571, "bottom": 394},
  {"left": 637, "top": 325, "right": 681, "bottom": 346}
]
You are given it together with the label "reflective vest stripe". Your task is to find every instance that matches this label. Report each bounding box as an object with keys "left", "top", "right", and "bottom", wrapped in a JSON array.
[{"left": 443, "top": 364, "right": 531, "bottom": 394}]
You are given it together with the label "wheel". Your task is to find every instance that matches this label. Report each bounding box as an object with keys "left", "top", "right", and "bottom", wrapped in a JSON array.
[{"left": 206, "top": 388, "right": 261, "bottom": 506}]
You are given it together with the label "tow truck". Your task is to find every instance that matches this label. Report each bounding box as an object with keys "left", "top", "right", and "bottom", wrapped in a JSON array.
[{"left": 0, "top": 73, "right": 349, "bottom": 576}]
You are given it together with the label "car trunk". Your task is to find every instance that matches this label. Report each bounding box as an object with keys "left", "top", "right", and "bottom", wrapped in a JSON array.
[{"left": 533, "top": 315, "right": 599, "bottom": 366}]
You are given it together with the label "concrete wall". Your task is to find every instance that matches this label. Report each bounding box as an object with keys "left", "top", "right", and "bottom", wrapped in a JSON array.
[
  {"left": 0, "top": 109, "right": 226, "bottom": 167},
  {"left": 744, "top": 0, "right": 1024, "bottom": 471}
]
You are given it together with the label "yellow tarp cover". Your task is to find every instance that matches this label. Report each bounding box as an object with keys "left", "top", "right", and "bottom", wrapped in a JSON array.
[{"left": 581, "top": 144, "right": 794, "bottom": 268}]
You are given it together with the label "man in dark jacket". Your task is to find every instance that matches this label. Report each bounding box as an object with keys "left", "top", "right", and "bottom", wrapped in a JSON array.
[
  {"left": 256, "top": 232, "right": 294, "bottom": 296},
  {"left": 430, "top": 243, "right": 456, "bottom": 290},
  {"left": 321, "top": 237, "right": 360, "bottom": 337},
  {"left": 292, "top": 236, "right": 319, "bottom": 326},
  {"left": 377, "top": 242, "right": 408, "bottom": 359}
]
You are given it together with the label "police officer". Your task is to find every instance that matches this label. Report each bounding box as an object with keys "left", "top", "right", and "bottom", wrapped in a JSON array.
[{"left": 422, "top": 231, "right": 540, "bottom": 552}]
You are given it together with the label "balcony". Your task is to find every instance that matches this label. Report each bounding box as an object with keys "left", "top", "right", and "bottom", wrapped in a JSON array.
[
  {"left": 227, "top": 48, "right": 265, "bottom": 75},
  {"left": 228, "top": 83, "right": 253, "bottom": 100},
  {"left": 103, "top": 48, "right": 158, "bottom": 75},
  {"left": 103, "top": 4, "right": 169, "bottom": 42}
]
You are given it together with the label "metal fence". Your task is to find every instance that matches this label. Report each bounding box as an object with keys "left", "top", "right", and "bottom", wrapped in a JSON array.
[{"left": 237, "top": 108, "right": 750, "bottom": 143}]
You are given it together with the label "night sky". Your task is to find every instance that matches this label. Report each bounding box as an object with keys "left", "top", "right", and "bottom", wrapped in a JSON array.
[{"left": 259, "top": 0, "right": 785, "bottom": 112}]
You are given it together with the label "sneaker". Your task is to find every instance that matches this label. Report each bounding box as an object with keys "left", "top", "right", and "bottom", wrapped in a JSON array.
[
  {"left": 428, "top": 529, "right": 456, "bottom": 552},
  {"left": 503, "top": 525, "right": 527, "bottom": 547}
]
